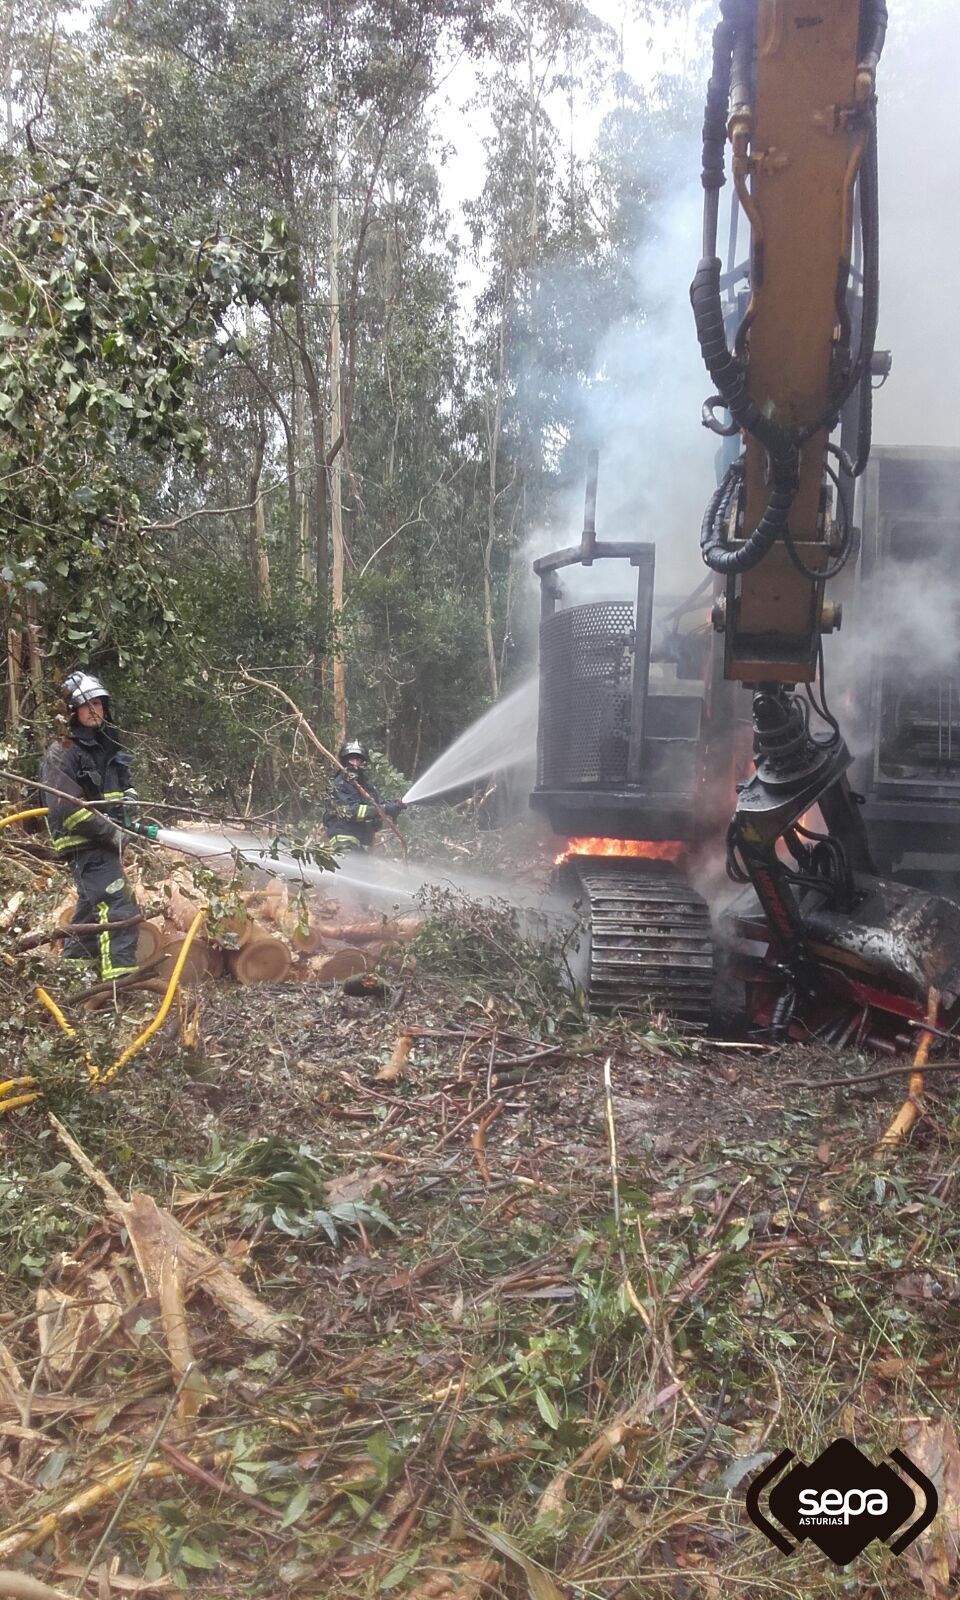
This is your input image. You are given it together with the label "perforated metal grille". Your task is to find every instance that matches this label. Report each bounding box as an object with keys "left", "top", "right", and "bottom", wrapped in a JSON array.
[{"left": 537, "top": 601, "right": 636, "bottom": 788}]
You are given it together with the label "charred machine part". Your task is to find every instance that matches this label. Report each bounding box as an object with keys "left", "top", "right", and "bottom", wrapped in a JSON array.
[
  {"left": 691, "top": 0, "right": 960, "bottom": 1047},
  {"left": 851, "top": 448, "right": 960, "bottom": 894},
  {"left": 531, "top": 453, "right": 728, "bottom": 1019}
]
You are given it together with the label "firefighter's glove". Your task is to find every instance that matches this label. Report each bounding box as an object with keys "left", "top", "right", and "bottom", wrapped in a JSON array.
[
  {"left": 384, "top": 800, "right": 404, "bottom": 821},
  {"left": 126, "top": 817, "right": 159, "bottom": 841}
]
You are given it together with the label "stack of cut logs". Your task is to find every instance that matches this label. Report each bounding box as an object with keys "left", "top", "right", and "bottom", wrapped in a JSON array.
[{"left": 52, "top": 869, "right": 420, "bottom": 986}]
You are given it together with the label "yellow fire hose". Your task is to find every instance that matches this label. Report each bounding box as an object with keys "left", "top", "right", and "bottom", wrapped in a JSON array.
[
  {"left": 35, "top": 985, "right": 100, "bottom": 1082},
  {"left": 2, "top": 804, "right": 206, "bottom": 1113},
  {"left": 0, "top": 1078, "right": 41, "bottom": 1115},
  {"left": 98, "top": 909, "right": 205, "bottom": 1086},
  {"left": 3, "top": 912, "right": 206, "bottom": 1115},
  {"left": 0, "top": 807, "right": 48, "bottom": 828},
  {"left": 876, "top": 987, "right": 939, "bottom": 1155}
]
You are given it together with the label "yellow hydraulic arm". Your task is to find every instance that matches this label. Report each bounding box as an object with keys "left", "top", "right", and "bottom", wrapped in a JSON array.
[
  {"left": 692, "top": 0, "right": 885, "bottom": 681},
  {"left": 689, "top": 0, "right": 887, "bottom": 953}
]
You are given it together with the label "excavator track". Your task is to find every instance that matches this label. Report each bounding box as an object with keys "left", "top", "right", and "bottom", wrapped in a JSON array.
[{"left": 573, "top": 860, "right": 714, "bottom": 1022}]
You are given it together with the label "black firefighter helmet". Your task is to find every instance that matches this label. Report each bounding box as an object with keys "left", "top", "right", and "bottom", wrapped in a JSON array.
[{"left": 339, "top": 739, "right": 369, "bottom": 766}]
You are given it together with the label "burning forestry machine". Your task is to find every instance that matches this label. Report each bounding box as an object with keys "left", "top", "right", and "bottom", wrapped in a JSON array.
[
  {"left": 535, "top": 0, "right": 960, "bottom": 1048},
  {"left": 530, "top": 453, "right": 735, "bottom": 1022}
]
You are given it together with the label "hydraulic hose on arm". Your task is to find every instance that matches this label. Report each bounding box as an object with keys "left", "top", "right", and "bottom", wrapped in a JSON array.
[
  {"left": 852, "top": 119, "right": 880, "bottom": 475},
  {"left": 690, "top": 0, "right": 802, "bottom": 575}
]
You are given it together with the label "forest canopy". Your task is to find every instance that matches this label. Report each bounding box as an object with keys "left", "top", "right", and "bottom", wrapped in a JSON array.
[{"left": 0, "top": 0, "right": 702, "bottom": 808}]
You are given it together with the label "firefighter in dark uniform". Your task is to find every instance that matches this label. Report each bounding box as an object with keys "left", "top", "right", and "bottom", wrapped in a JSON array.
[
  {"left": 324, "top": 739, "right": 403, "bottom": 852},
  {"left": 41, "top": 672, "right": 157, "bottom": 980}
]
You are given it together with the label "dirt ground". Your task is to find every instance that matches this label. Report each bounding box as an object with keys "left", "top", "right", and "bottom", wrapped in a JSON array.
[{"left": 1, "top": 837, "right": 959, "bottom": 1600}]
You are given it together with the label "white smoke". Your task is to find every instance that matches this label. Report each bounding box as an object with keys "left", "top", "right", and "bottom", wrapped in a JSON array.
[
  {"left": 521, "top": 145, "right": 716, "bottom": 622},
  {"left": 582, "top": 182, "right": 718, "bottom": 595},
  {"left": 872, "top": 0, "right": 960, "bottom": 446}
]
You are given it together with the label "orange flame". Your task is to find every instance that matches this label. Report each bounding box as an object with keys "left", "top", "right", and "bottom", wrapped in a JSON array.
[{"left": 554, "top": 836, "right": 685, "bottom": 866}]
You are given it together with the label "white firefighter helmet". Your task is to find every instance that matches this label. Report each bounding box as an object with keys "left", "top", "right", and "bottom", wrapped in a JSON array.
[{"left": 61, "top": 671, "right": 110, "bottom": 712}]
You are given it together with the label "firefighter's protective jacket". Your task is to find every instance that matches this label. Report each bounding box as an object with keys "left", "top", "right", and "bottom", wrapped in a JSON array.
[
  {"left": 40, "top": 725, "right": 134, "bottom": 856},
  {"left": 324, "top": 769, "right": 384, "bottom": 848}
]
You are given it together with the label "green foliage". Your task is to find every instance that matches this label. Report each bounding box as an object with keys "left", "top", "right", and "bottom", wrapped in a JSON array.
[
  {"left": 0, "top": 1158, "right": 79, "bottom": 1279},
  {"left": 180, "top": 1135, "right": 396, "bottom": 1246},
  {"left": 0, "top": 147, "right": 293, "bottom": 676},
  {"left": 410, "top": 884, "right": 581, "bottom": 1024}
]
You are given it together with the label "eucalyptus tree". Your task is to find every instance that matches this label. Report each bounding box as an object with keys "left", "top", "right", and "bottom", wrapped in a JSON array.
[
  {"left": 67, "top": 0, "right": 498, "bottom": 724},
  {"left": 0, "top": 148, "right": 292, "bottom": 748}
]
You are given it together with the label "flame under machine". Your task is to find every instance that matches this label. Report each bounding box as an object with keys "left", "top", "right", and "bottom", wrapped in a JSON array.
[
  {"left": 530, "top": 454, "right": 736, "bottom": 1022},
  {"left": 692, "top": 0, "right": 960, "bottom": 1048}
]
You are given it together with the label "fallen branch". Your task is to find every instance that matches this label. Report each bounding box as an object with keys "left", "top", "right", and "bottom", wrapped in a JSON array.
[
  {"left": 156, "top": 1441, "right": 281, "bottom": 1521},
  {"left": 471, "top": 1102, "right": 502, "bottom": 1186},
  {"left": 76, "top": 1366, "right": 198, "bottom": 1587},
  {"left": 602, "top": 1056, "right": 649, "bottom": 1323},
  {"left": 435, "top": 1094, "right": 498, "bottom": 1150},
  {"left": 667, "top": 1374, "right": 730, "bottom": 1485},
  {"left": 49, "top": 1117, "right": 291, "bottom": 1345},
  {"left": 0, "top": 893, "right": 25, "bottom": 931},
  {"left": 0, "top": 1573, "right": 76, "bottom": 1600},
  {"left": 385, "top": 1373, "right": 465, "bottom": 1555},
  {"left": 64, "top": 953, "right": 169, "bottom": 1003},
  {"left": 16, "top": 916, "right": 144, "bottom": 954},
  {"left": 376, "top": 1033, "right": 413, "bottom": 1084},
  {"left": 0, "top": 1440, "right": 199, "bottom": 1560},
  {"left": 876, "top": 986, "right": 939, "bottom": 1156},
  {"left": 781, "top": 1059, "right": 960, "bottom": 1091},
  {"left": 536, "top": 1381, "right": 682, "bottom": 1519}
]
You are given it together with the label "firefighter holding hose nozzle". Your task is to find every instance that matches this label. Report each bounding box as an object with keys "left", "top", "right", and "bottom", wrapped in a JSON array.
[
  {"left": 40, "top": 671, "right": 157, "bottom": 981},
  {"left": 324, "top": 739, "right": 404, "bottom": 852}
]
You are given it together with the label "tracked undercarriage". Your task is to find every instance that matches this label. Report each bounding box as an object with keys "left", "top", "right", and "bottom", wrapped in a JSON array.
[{"left": 564, "top": 859, "right": 714, "bottom": 1021}]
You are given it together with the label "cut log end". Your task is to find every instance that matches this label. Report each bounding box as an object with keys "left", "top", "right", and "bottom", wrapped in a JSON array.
[
  {"left": 310, "top": 949, "right": 369, "bottom": 983},
  {"left": 227, "top": 936, "right": 292, "bottom": 985},
  {"left": 152, "top": 935, "right": 216, "bottom": 986}
]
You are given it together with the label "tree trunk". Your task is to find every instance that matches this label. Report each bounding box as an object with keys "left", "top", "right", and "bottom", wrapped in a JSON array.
[
  {"left": 329, "top": 103, "right": 347, "bottom": 744},
  {"left": 293, "top": 367, "right": 310, "bottom": 585},
  {"left": 282, "top": 385, "right": 299, "bottom": 579},
  {"left": 254, "top": 492, "right": 271, "bottom": 604},
  {"left": 2, "top": 1, "right": 13, "bottom": 150},
  {"left": 5, "top": 626, "right": 20, "bottom": 736},
  {"left": 278, "top": 155, "right": 328, "bottom": 643},
  {"left": 482, "top": 292, "right": 510, "bottom": 702},
  {"left": 297, "top": 315, "right": 329, "bottom": 717},
  {"left": 247, "top": 422, "right": 271, "bottom": 605},
  {"left": 288, "top": 281, "right": 329, "bottom": 716},
  {"left": 384, "top": 176, "right": 398, "bottom": 490},
  {"left": 524, "top": 22, "right": 542, "bottom": 485},
  {"left": 299, "top": 495, "right": 310, "bottom": 587},
  {"left": 228, "top": 935, "right": 292, "bottom": 985},
  {"left": 25, "top": 593, "right": 43, "bottom": 706}
]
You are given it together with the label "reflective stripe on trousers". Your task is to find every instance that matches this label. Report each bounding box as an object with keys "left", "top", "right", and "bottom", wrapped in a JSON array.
[{"left": 97, "top": 901, "right": 137, "bottom": 981}]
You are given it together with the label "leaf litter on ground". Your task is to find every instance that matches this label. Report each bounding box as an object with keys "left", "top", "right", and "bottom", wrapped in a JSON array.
[{"left": 1, "top": 844, "right": 959, "bottom": 1596}]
